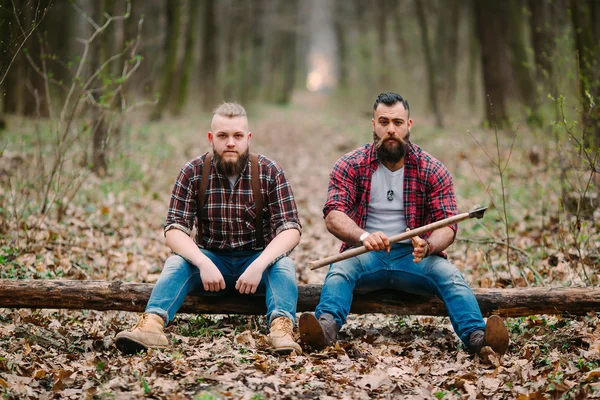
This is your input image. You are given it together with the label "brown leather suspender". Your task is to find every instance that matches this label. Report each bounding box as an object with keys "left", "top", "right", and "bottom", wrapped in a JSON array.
[
  {"left": 250, "top": 154, "right": 265, "bottom": 249},
  {"left": 196, "top": 153, "right": 212, "bottom": 244},
  {"left": 196, "top": 153, "right": 265, "bottom": 249}
]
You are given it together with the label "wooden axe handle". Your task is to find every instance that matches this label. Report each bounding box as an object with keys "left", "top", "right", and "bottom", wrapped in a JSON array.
[{"left": 308, "top": 209, "right": 484, "bottom": 270}]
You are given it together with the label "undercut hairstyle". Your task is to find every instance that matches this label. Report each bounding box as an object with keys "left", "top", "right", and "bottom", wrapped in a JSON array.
[
  {"left": 373, "top": 92, "right": 410, "bottom": 117},
  {"left": 213, "top": 102, "right": 247, "bottom": 118}
]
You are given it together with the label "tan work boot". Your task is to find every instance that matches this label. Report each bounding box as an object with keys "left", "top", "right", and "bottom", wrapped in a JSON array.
[
  {"left": 115, "top": 313, "right": 168, "bottom": 354},
  {"left": 268, "top": 316, "right": 302, "bottom": 355}
]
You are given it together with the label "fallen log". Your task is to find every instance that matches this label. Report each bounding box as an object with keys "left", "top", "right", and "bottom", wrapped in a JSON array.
[{"left": 0, "top": 279, "right": 598, "bottom": 317}]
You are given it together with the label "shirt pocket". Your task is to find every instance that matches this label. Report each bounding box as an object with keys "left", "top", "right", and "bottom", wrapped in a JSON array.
[{"left": 243, "top": 203, "right": 269, "bottom": 231}]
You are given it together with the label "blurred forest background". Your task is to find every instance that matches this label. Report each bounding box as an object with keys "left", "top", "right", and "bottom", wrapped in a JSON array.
[{"left": 1, "top": 0, "right": 599, "bottom": 131}]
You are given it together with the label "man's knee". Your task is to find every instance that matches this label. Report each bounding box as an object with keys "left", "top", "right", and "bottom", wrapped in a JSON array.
[
  {"left": 164, "top": 254, "right": 185, "bottom": 266},
  {"left": 326, "top": 257, "right": 365, "bottom": 282},
  {"left": 426, "top": 257, "right": 464, "bottom": 283},
  {"left": 269, "top": 256, "right": 296, "bottom": 278},
  {"left": 163, "top": 255, "right": 193, "bottom": 275}
]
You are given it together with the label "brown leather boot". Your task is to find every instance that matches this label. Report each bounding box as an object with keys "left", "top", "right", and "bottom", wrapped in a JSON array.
[
  {"left": 115, "top": 313, "right": 169, "bottom": 354},
  {"left": 468, "top": 315, "right": 510, "bottom": 355},
  {"left": 268, "top": 316, "right": 302, "bottom": 355},
  {"left": 299, "top": 313, "right": 339, "bottom": 350}
]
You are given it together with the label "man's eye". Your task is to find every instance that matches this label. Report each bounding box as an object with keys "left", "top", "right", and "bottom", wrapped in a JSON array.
[{"left": 380, "top": 121, "right": 388, "bottom": 125}]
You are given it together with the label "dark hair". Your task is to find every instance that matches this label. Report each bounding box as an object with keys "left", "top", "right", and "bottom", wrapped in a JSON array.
[{"left": 373, "top": 92, "right": 410, "bottom": 116}]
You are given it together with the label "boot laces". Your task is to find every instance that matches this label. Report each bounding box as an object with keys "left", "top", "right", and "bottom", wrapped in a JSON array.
[
  {"left": 133, "top": 314, "right": 149, "bottom": 330},
  {"left": 272, "top": 317, "right": 293, "bottom": 336}
]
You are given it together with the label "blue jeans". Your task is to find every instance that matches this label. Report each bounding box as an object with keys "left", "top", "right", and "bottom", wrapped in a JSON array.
[
  {"left": 145, "top": 249, "right": 298, "bottom": 325},
  {"left": 315, "top": 243, "right": 485, "bottom": 346}
]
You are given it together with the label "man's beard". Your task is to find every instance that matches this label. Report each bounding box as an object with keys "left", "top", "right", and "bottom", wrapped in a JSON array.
[
  {"left": 374, "top": 131, "right": 410, "bottom": 164},
  {"left": 214, "top": 148, "right": 250, "bottom": 176}
]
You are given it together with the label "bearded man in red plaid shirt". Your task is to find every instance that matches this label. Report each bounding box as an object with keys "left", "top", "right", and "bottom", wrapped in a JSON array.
[
  {"left": 116, "top": 103, "right": 303, "bottom": 355},
  {"left": 299, "top": 92, "right": 509, "bottom": 355}
]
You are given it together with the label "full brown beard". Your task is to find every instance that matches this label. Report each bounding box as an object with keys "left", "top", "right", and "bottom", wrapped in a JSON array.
[
  {"left": 214, "top": 148, "right": 250, "bottom": 176},
  {"left": 374, "top": 131, "right": 410, "bottom": 163}
]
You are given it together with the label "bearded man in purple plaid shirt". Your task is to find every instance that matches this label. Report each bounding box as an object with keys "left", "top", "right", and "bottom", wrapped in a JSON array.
[
  {"left": 116, "top": 103, "right": 303, "bottom": 355},
  {"left": 299, "top": 92, "right": 509, "bottom": 355}
]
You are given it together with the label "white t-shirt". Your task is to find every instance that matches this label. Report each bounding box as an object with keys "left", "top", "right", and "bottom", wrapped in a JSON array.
[
  {"left": 227, "top": 175, "right": 239, "bottom": 188},
  {"left": 364, "top": 164, "right": 410, "bottom": 242}
]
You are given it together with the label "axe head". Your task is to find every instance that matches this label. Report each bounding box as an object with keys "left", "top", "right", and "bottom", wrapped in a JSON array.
[{"left": 468, "top": 205, "right": 488, "bottom": 219}]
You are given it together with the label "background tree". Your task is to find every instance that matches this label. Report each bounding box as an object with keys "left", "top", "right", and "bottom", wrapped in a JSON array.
[
  {"left": 473, "top": 0, "right": 510, "bottom": 126},
  {"left": 569, "top": 0, "right": 600, "bottom": 148},
  {"left": 415, "top": 0, "right": 443, "bottom": 127},
  {"left": 199, "top": 0, "right": 218, "bottom": 111},
  {"left": 508, "top": 0, "right": 540, "bottom": 126},
  {"left": 150, "top": 0, "right": 182, "bottom": 120}
]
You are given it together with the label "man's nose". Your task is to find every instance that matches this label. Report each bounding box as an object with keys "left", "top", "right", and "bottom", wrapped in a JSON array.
[{"left": 226, "top": 137, "right": 235, "bottom": 146}]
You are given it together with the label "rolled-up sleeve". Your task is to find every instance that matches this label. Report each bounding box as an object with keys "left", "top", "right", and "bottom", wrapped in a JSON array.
[
  {"left": 323, "top": 156, "right": 358, "bottom": 218},
  {"left": 164, "top": 163, "right": 197, "bottom": 237},
  {"left": 426, "top": 161, "right": 459, "bottom": 235},
  {"left": 268, "top": 169, "right": 302, "bottom": 236}
]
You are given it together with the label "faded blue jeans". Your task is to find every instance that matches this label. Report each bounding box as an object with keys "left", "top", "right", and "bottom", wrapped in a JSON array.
[
  {"left": 315, "top": 243, "right": 486, "bottom": 346},
  {"left": 145, "top": 249, "right": 298, "bottom": 325}
]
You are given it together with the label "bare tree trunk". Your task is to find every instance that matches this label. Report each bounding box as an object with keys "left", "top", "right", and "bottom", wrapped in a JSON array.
[
  {"left": 276, "top": 0, "right": 298, "bottom": 104},
  {"left": 199, "top": 0, "right": 219, "bottom": 111},
  {"left": 221, "top": 0, "right": 244, "bottom": 101},
  {"left": 173, "top": 0, "right": 200, "bottom": 115},
  {"left": 415, "top": 0, "right": 443, "bottom": 127},
  {"left": 529, "top": 0, "right": 559, "bottom": 125},
  {"left": 433, "top": 0, "right": 461, "bottom": 107},
  {"left": 334, "top": 0, "right": 349, "bottom": 89},
  {"left": 467, "top": 0, "right": 479, "bottom": 108},
  {"left": 151, "top": 0, "right": 182, "bottom": 120},
  {"left": 529, "top": 0, "right": 553, "bottom": 85},
  {"left": 375, "top": 0, "right": 390, "bottom": 89},
  {"left": 91, "top": 0, "right": 109, "bottom": 176},
  {"left": 473, "top": 0, "right": 510, "bottom": 127},
  {"left": 238, "top": 0, "right": 256, "bottom": 103},
  {"left": 261, "top": 0, "right": 280, "bottom": 102},
  {"left": 245, "top": 0, "right": 263, "bottom": 103},
  {"left": 508, "top": 0, "right": 541, "bottom": 126},
  {"left": 445, "top": 0, "right": 460, "bottom": 104},
  {"left": 352, "top": 0, "right": 376, "bottom": 90},
  {"left": 3, "top": 0, "right": 50, "bottom": 116},
  {"left": 570, "top": 0, "right": 600, "bottom": 148}
]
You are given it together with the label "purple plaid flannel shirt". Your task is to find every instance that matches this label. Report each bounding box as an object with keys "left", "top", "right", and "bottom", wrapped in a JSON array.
[
  {"left": 165, "top": 153, "right": 301, "bottom": 250},
  {"left": 323, "top": 141, "right": 458, "bottom": 254}
]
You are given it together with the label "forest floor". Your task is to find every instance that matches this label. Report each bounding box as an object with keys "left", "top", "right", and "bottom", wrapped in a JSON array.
[{"left": 0, "top": 91, "right": 599, "bottom": 399}]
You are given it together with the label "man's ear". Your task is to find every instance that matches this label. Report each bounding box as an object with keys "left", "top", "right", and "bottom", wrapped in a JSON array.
[
  {"left": 248, "top": 132, "right": 252, "bottom": 143},
  {"left": 207, "top": 131, "right": 213, "bottom": 145}
]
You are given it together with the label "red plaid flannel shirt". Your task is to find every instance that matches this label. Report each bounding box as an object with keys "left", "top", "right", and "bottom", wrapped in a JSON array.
[
  {"left": 165, "top": 153, "right": 301, "bottom": 250},
  {"left": 323, "top": 141, "right": 458, "bottom": 254}
]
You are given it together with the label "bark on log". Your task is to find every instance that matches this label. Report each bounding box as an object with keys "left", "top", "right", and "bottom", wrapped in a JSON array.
[{"left": 0, "top": 279, "right": 598, "bottom": 317}]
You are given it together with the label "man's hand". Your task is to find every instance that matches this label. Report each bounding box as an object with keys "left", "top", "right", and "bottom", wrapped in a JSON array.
[
  {"left": 199, "top": 262, "right": 226, "bottom": 292},
  {"left": 408, "top": 228, "right": 429, "bottom": 263},
  {"left": 362, "top": 231, "right": 391, "bottom": 253},
  {"left": 236, "top": 264, "right": 264, "bottom": 294}
]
